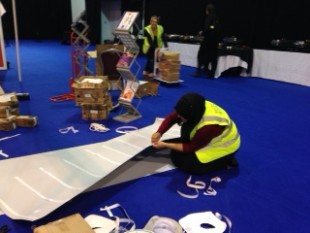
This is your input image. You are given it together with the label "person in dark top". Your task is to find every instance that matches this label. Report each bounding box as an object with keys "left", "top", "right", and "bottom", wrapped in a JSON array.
[
  {"left": 151, "top": 92, "right": 240, "bottom": 174},
  {"left": 192, "top": 4, "right": 221, "bottom": 78},
  {"left": 142, "top": 16, "right": 166, "bottom": 80}
]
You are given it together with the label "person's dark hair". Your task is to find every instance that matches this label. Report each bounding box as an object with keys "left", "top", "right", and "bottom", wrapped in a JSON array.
[
  {"left": 206, "top": 4, "right": 216, "bottom": 16},
  {"left": 174, "top": 92, "right": 206, "bottom": 124}
]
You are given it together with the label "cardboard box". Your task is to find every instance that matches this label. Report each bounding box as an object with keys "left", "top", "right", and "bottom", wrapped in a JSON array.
[
  {"left": 0, "top": 116, "right": 16, "bottom": 131},
  {"left": 159, "top": 69, "right": 180, "bottom": 81},
  {"left": 0, "top": 106, "right": 19, "bottom": 118},
  {"left": 135, "top": 81, "right": 159, "bottom": 98},
  {"left": 11, "top": 107, "right": 20, "bottom": 116},
  {"left": 0, "top": 106, "right": 12, "bottom": 118},
  {"left": 72, "top": 75, "right": 109, "bottom": 90},
  {"left": 33, "top": 213, "right": 95, "bottom": 233},
  {"left": 15, "top": 115, "right": 38, "bottom": 127},
  {"left": 0, "top": 92, "right": 19, "bottom": 107},
  {"left": 73, "top": 76, "right": 112, "bottom": 105},
  {"left": 73, "top": 76, "right": 110, "bottom": 104},
  {"left": 161, "top": 51, "right": 180, "bottom": 60},
  {"left": 81, "top": 103, "right": 110, "bottom": 120},
  {"left": 158, "top": 60, "right": 181, "bottom": 70},
  {"left": 74, "top": 89, "right": 110, "bottom": 104}
]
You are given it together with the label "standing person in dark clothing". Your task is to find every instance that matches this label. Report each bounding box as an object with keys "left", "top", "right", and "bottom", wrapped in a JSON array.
[
  {"left": 151, "top": 92, "right": 240, "bottom": 175},
  {"left": 142, "top": 15, "right": 166, "bottom": 80},
  {"left": 192, "top": 4, "right": 221, "bottom": 78}
]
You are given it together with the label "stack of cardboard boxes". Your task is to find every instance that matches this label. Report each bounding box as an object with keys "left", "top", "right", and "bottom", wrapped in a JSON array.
[
  {"left": 0, "top": 92, "right": 38, "bottom": 131},
  {"left": 158, "top": 51, "right": 181, "bottom": 82},
  {"left": 72, "top": 76, "right": 112, "bottom": 120}
]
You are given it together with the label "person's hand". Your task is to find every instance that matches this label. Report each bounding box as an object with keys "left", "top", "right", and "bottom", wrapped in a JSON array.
[
  {"left": 151, "top": 132, "right": 162, "bottom": 143},
  {"left": 152, "top": 141, "right": 166, "bottom": 149}
]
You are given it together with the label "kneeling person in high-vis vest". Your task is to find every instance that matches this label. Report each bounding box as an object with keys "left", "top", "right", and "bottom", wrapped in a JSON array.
[{"left": 151, "top": 92, "right": 240, "bottom": 174}]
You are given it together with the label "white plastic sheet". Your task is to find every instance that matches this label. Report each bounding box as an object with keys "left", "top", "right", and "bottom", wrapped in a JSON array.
[{"left": 0, "top": 118, "right": 180, "bottom": 221}]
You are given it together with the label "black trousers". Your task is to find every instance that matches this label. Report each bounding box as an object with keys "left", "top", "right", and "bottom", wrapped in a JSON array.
[
  {"left": 144, "top": 47, "right": 156, "bottom": 73},
  {"left": 166, "top": 138, "right": 236, "bottom": 175},
  {"left": 197, "top": 44, "right": 218, "bottom": 77}
]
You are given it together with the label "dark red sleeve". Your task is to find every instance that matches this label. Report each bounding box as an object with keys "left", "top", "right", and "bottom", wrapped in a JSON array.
[
  {"left": 182, "top": 124, "right": 226, "bottom": 152},
  {"left": 157, "top": 112, "right": 225, "bottom": 153},
  {"left": 156, "top": 111, "right": 180, "bottom": 134}
]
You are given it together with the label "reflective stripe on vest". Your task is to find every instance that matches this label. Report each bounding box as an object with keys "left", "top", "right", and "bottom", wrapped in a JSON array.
[
  {"left": 191, "top": 101, "right": 241, "bottom": 163},
  {"left": 142, "top": 25, "right": 164, "bottom": 54}
]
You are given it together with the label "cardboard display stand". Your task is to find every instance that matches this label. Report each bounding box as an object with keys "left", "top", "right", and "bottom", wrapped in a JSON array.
[{"left": 113, "top": 12, "right": 142, "bottom": 123}]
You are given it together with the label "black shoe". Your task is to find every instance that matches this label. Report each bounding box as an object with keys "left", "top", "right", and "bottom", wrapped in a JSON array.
[
  {"left": 207, "top": 71, "right": 215, "bottom": 79},
  {"left": 192, "top": 72, "right": 201, "bottom": 77},
  {"left": 227, "top": 157, "right": 239, "bottom": 169}
]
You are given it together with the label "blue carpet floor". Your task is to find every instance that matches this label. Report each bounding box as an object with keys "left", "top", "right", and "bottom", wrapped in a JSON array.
[{"left": 0, "top": 40, "right": 310, "bottom": 233}]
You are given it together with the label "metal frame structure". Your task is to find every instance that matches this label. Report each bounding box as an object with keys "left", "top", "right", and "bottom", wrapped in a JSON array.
[
  {"left": 113, "top": 11, "right": 143, "bottom": 123},
  {"left": 50, "top": 11, "right": 92, "bottom": 102}
]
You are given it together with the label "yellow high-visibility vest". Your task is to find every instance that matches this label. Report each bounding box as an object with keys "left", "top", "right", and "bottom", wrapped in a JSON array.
[
  {"left": 190, "top": 101, "right": 241, "bottom": 163},
  {"left": 142, "top": 25, "right": 164, "bottom": 54}
]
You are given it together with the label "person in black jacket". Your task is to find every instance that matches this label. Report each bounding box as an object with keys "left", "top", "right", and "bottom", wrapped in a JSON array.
[{"left": 192, "top": 4, "right": 221, "bottom": 78}]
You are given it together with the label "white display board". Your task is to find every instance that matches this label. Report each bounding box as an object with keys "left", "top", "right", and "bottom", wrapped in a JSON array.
[
  {"left": 0, "top": 5, "right": 7, "bottom": 70},
  {"left": 116, "top": 11, "right": 139, "bottom": 31}
]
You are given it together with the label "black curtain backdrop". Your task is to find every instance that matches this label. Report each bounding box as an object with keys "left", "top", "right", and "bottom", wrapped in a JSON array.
[
  {"left": 1, "top": 0, "right": 309, "bottom": 48},
  {"left": 121, "top": 0, "right": 144, "bottom": 35},
  {"left": 144, "top": 0, "right": 206, "bottom": 36},
  {"left": 85, "top": 0, "right": 101, "bottom": 44},
  {"left": 138, "top": 0, "right": 310, "bottom": 49},
  {"left": 1, "top": 0, "right": 72, "bottom": 40}
]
